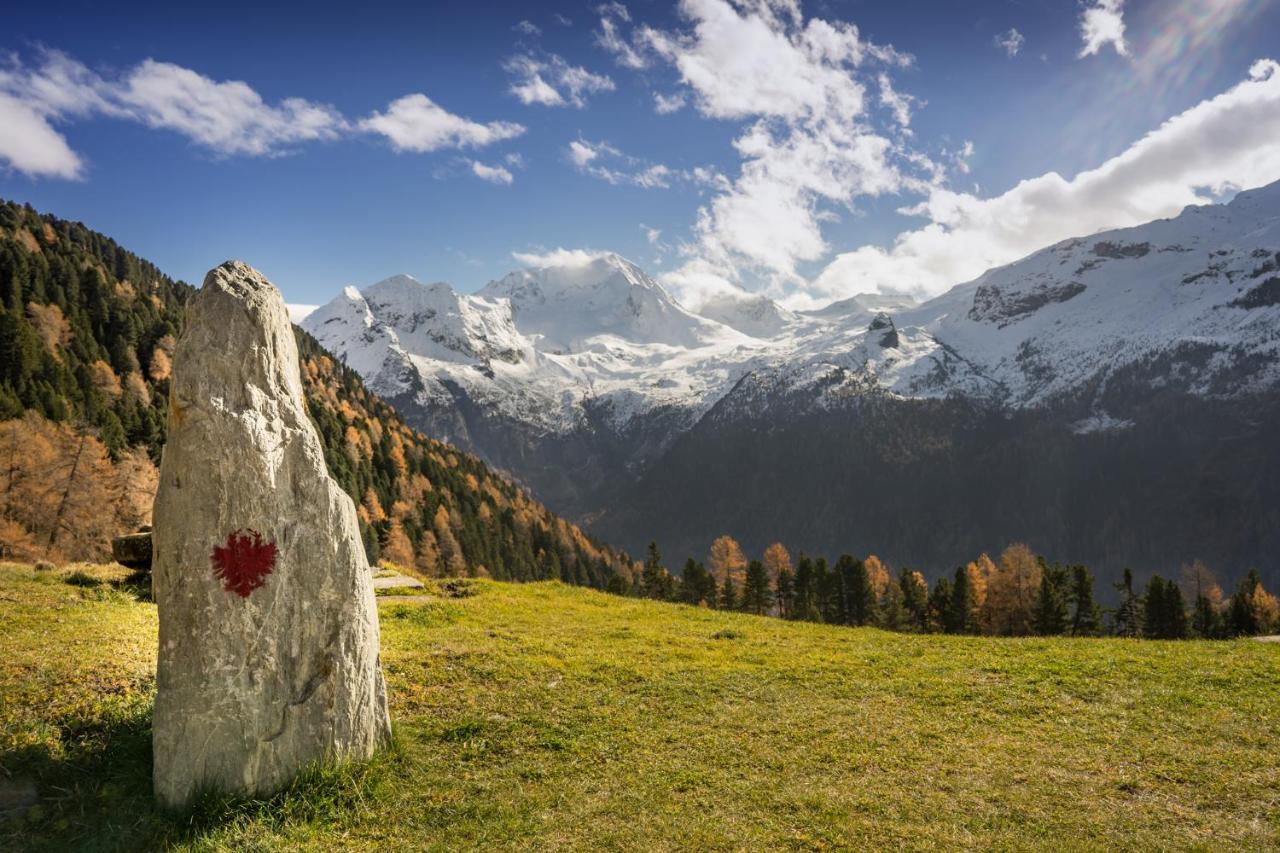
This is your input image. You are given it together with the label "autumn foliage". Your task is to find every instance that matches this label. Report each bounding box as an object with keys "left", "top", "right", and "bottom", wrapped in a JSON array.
[{"left": 0, "top": 198, "right": 634, "bottom": 589}]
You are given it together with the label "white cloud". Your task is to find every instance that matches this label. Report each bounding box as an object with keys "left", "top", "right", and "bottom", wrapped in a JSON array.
[
  {"left": 653, "top": 91, "right": 686, "bottom": 113},
  {"left": 1079, "top": 0, "right": 1128, "bottom": 58},
  {"left": 471, "top": 159, "right": 515, "bottom": 184},
  {"left": 514, "top": 20, "right": 542, "bottom": 37},
  {"left": 568, "top": 138, "right": 610, "bottom": 167},
  {"left": 566, "top": 137, "right": 700, "bottom": 190},
  {"left": 116, "top": 60, "right": 346, "bottom": 156},
  {"left": 512, "top": 247, "right": 609, "bottom": 268},
  {"left": 642, "top": 225, "right": 662, "bottom": 244},
  {"left": 812, "top": 59, "right": 1280, "bottom": 301},
  {"left": 505, "top": 54, "right": 615, "bottom": 108},
  {"left": 360, "top": 93, "right": 525, "bottom": 152},
  {"left": 0, "top": 49, "right": 525, "bottom": 178},
  {"left": 0, "top": 92, "right": 84, "bottom": 179},
  {"left": 596, "top": 2, "right": 649, "bottom": 69},
  {"left": 877, "top": 73, "right": 915, "bottom": 130},
  {"left": 994, "top": 28, "right": 1025, "bottom": 58},
  {"left": 0, "top": 50, "right": 347, "bottom": 174},
  {"left": 601, "top": 0, "right": 925, "bottom": 302},
  {"left": 657, "top": 256, "right": 751, "bottom": 308}
]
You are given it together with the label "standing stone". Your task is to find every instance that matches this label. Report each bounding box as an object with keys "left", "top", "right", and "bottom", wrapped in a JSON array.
[{"left": 152, "top": 261, "right": 390, "bottom": 808}]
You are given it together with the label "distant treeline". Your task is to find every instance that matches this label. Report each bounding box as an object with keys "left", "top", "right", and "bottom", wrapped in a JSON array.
[{"left": 617, "top": 536, "right": 1279, "bottom": 640}]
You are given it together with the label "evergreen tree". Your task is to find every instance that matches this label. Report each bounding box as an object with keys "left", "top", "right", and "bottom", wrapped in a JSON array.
[
  {"left": 880, "top": 581, "right": 905, "bottom": 631},
  {"left": 641, "top": 541, "right": 667, "bottom": 599},
  {"left": 945, "top": 565, "right": 975, "bottom": 634},
  {"left": 1143, "top": 575, "right": 1188, "bottom": 639},
  {"left": 1226, "top": 569, "right": 1270, "bottom": 637},
  {"left": 719, "top": 575, "right": 738, "bottom": 611},
  {"left": 1191, "top": 592, "right": 1222, "bottom": 639},
  {"left": 841, "top": 555, "right": 876, "bottom": 626},
  {"left": 682, "top": 558, "right": 714, "bottom": 606},
  {"left": 1164, "top": 580, "right": 1189, "bottom": 639},
  {"left": 1182, "top": 561, "right": 1225, "bottom": 639},
  {"left": 1068, "top": 564, "right": 1101, "bottom": 636},
  {"left": 899, "top": 569, "right": 929, "bottom": 632},
  {"left": 742, "top": 559, "right": 773, "bottom": 614},
  {"left": 774, "top": 567, "right": 795, "bottom": 619},
  {"left": 605, "top": 570, "right": 630, "bottom": 596},
  {"left": 1033, "top": 560, "right": 1069, "bottom": 636},
  {"left": 815, "top": 557, "right": 840, "bottom": 623},
  {"left": 927, "top": 577, "right": 952, "bottom": 633},
  {"left": 793, "top": 554, "right": 818, "bottom": 620},
  {"left": 1142, "top": 575, "right": 1165, "bottom": 639},
  {"left": 1113, "top": 568, "right": 1143, "bottom": 638}
]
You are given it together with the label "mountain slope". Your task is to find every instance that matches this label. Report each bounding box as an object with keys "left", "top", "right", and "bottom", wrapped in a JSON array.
[
  {"left": 306, "top": 182, "right": 1280, "bottom": 585},
  {"left": 0, "top": 198, "right": 632, "bottom": 586}
]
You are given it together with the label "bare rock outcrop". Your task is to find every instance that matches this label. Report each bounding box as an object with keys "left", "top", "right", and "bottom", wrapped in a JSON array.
[{"left": 152, "top": 261, "right": 390, "bottom": 808}]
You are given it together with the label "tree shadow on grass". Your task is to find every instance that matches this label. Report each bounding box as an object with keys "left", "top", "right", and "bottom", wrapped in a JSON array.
[{"left": 1, "top": 704, "right": 402, "bottom": 852}]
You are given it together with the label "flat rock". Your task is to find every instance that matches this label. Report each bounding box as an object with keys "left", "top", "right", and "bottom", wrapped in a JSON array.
[
  {"left": 372, "top": 573, "right": 425, "bottom": 590},
  {"left": 111, "top": 531, "right": 153, "bottom": 570},
  {"left": 151, "top": 261, "right": 390, "bottom": 809}
]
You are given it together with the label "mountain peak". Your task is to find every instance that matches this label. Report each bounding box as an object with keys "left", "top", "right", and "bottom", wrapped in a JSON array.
[
  {"left": 477, "top": 254, "right": 718, "bottom": 351},
  {"left": 695, "top": 290, "right": 796, "bottom": 339}
]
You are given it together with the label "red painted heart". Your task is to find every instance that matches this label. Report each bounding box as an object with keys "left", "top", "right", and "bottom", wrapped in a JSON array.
[{"left": 211, "top": 529, "right": 278, "bottom": 598}]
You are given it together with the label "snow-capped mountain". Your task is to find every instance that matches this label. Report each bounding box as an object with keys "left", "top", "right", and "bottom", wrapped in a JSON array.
[
  {"left": 304, "top": 181, "right": 1280, "bottom": 582},
  {"left": 305, "top": 253, "right": 766, "bottom": 438}
]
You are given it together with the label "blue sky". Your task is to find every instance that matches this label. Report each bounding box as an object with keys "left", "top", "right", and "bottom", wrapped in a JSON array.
[{"left": 2, "top": 0, "right": 1279, "bottom": 310}]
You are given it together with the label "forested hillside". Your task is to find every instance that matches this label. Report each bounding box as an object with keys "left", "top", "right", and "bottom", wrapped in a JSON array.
[{"left": 0, "top": 199, "right": 633, "bottom": 586}]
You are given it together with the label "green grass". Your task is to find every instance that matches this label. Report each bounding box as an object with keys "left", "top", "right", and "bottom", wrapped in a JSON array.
[{"left": 1, "top": 562, "right": 1278, "bottom": 850}]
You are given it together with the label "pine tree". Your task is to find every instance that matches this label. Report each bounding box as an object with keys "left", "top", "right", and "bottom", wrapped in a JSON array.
[
  {"left": 945, "top": 565, "right": 974, "bottom": 634},
  {"left": 1226, "top": 569, "right": 1276, "bottom": 637},
  {"left": 640, "top": 541, "right": 667, "bottom": 599},
  {"left": 1113, "top": 568, "right": 1143, "bottom": 638},
  {"left": 815, "top": 558, "right": 840, "bottom": 624},
  {"left": 899, "top": 569, "right": 929, "bottom": 632},
  {"left": 605, "top": 572, "right": 630, "bottom": 596},
  {"left": 1143, "top": 575, "right": 1166, "bottom": 639},
  {"left": 840, "top": 555, "right": 876, "bottom": 626},
  {"left": 1164, "top": 581, "right": 1189, "bottom": 639},
  {"left": 1191, "top": 592, "right": 1221, "bottom": 639},
  {"left": 742, "top": 559, "right": 773, "bottom": 614},
  {"left": 682, "top": 558, "right": 713, "bottom": 606},
  {"left": 1033, "top": 560, "right": 1069, "bottom": 636},
  {"left": 880, "top": 581, "right": 905, "bottom": 631},
  {"left": 1068, "top": 564, "right": 1101, "bottom": 636},
  {"left": 792, "top": 555, "right": 818, "bottom": 621},
  {"left": 1143, "top": 575, "right": 1188, "bottom": 639},
  {"left": 719, "top": 575, "right": 738, "bottom": 611},
  {"left": 1181, "top": 561, "right": 1224, "bottom": 639},
  {"left": 927, "top": 577, "right": 952, "bottom": 633},
  {"left": 774, "top": 567, "right": 794, "bottom": 619}
]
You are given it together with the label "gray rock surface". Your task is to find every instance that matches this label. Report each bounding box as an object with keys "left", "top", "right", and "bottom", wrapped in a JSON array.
[
  {"left": 111, "top": 531, "right": 152, "bottom": 570},
  {"left": 152, "top": 261, "right": 390, "bottom": 809}
]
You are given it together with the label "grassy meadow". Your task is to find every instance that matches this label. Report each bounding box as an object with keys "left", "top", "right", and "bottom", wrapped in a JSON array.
[{"left": 1, "top": 561, "right": 1277, "bottom": 850}]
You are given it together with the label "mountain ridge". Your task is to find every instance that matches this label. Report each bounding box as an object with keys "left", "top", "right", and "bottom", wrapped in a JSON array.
[{"left": 304, "top": 181, "right": 1280, "bottom": 584}]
